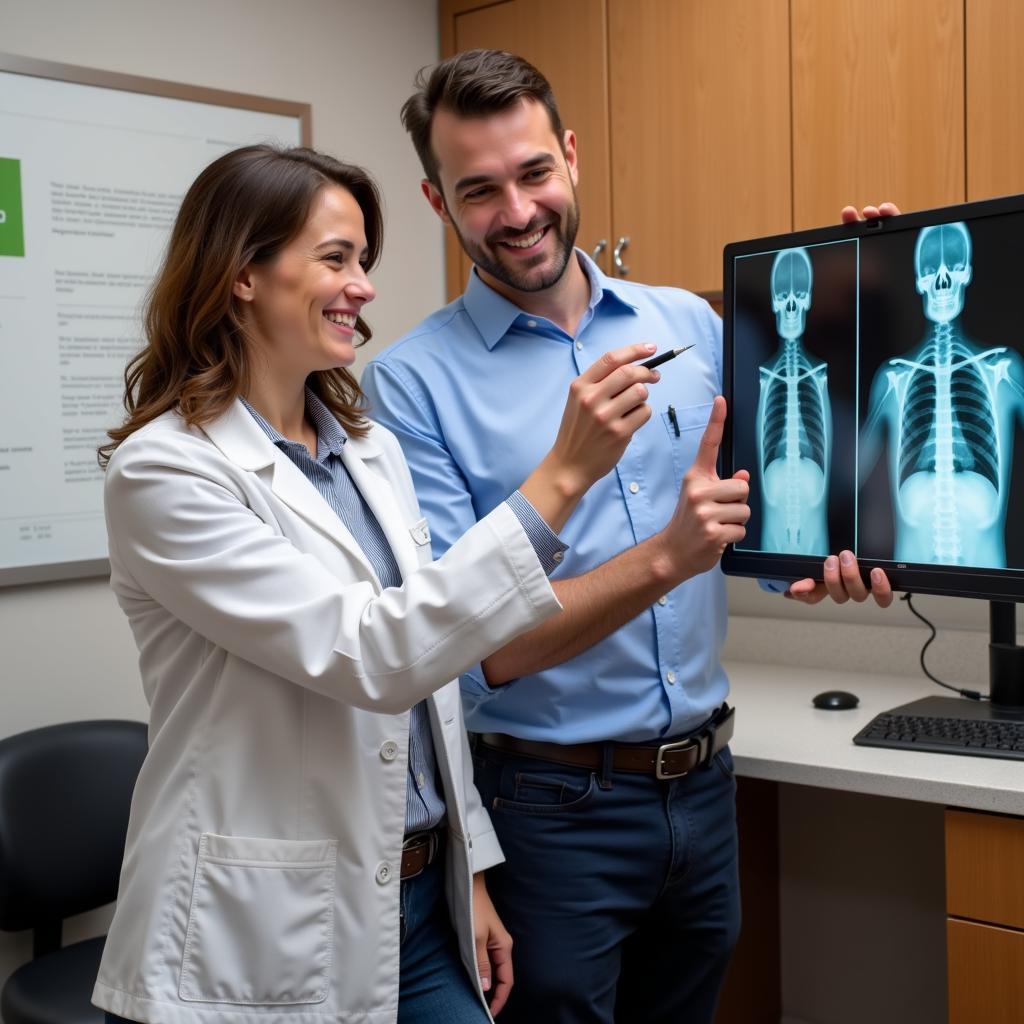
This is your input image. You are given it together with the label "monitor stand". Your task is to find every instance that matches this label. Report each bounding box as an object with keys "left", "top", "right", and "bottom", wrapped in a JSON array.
[{"left": 884, "top": 601, "right": 1024, "bottom": 723}]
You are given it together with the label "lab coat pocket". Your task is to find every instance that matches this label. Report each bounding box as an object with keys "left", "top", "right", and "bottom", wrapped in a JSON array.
[
  {"left": 662, "top": 401, "right": 714, "bottom": 490},
  {"left": 179, "top": 833, "right": 337, "bottom": 1005}
]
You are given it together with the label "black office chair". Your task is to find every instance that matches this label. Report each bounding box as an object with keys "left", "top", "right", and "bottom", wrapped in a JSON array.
[{"left": 0, "top": 719, "right": 148, "bottom": 1024}]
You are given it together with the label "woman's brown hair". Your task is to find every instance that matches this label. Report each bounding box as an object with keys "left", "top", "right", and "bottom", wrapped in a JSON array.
[{"left": 99, "top": 145, "right": 383, "bottom": 466}]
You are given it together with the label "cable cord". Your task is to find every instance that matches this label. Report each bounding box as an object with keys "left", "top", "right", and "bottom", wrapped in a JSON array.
[{"left": 900, "top": 593, "right": 986, "bottom": 701}]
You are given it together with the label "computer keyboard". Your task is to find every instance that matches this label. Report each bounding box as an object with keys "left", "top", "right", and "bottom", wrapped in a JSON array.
[{"left": 853, "top": 695, "right": 1024, "bottom": 761}]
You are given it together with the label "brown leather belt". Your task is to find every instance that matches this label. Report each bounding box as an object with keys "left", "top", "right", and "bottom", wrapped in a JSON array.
[
  {"left": 400, "top": 828, "right": 442, "bottom": 880},
  {"left": 479, "top": 704, "right": 734, "bottom": 780}
]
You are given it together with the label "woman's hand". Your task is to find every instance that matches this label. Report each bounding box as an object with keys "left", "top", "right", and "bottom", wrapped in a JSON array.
[
  {"left": 520, "top": 342, "right": 659, "bottom": 532},
  {"left": 472, "top": 872, "right": 513, "bottom": 1015}
]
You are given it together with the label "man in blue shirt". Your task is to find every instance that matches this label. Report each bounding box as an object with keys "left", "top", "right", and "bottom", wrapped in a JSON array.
[{"left": 362, "top": 49, "right": 894, "bottom": 1024}]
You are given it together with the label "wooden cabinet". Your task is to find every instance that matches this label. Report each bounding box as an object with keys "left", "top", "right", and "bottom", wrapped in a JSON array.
[
  {"left": 607, "top": 0, "right": 791, "bottom": 292},
  {"left": 946, "top": 809, "right": 1024, "bottom": 1023},
  {"left": 966, "top": 0, "right": 1024, "bottom": 201},
  {"left": 791, "top": 0, "right": 964, "bottom": 229},
  {"left": 438, "top": 1, "right": 1024, "bottom": 301},
  {"left": 439, "top": 0, "right": 790, "bottom": 298}
]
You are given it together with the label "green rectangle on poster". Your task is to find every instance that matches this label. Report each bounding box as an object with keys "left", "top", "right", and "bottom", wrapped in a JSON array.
[{"left": 0, "top": 158, "right": 26, "bottom": 257}]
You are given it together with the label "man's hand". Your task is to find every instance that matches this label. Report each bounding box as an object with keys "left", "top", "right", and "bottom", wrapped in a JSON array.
[
  {"left": 841, "top": 202, "right": 901, "bottom": 223},
  {"left": 786, "top": 552, "right": 893, "bottom": 607},
  {"left": 521, "top": 342, "right": 659, "bottom": 534},
  {"left": 659, "top": 396, "right": 751, "bottom": 580},
  {"left": 472, "top": 873, "right": 513, "bottom": 1015}
]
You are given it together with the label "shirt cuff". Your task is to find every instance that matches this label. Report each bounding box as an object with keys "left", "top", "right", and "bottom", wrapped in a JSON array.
[
  {"left": 460, "top": 664, "right": 505, "bottom": 706},
  {"left": 758, "top": 578, "right": 790, "bottom": 594},
  {"left": 505, "top": 490, "right": 569, "bottom": 576}
]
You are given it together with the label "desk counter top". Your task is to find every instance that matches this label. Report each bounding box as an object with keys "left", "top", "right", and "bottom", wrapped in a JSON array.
[{"left": 725, "top": 660, "right": 1024, "bottom": 816}]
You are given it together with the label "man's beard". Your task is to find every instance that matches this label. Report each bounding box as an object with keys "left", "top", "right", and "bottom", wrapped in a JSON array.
[{"left": 453, "top": 201, "right": 581, "bottom": 294}]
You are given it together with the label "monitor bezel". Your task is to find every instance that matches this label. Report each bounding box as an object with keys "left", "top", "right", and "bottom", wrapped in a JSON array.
[{"left": 720, "top": 191, "right": 1024, "bottom": 603}]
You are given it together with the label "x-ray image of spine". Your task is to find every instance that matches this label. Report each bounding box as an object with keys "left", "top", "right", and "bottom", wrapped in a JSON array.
[
  {"left": 756, "top": 248, "right": 832, "bottom": 555},
  {"left": 861, "top": 222, "right": 1024, "bottom": 567}
]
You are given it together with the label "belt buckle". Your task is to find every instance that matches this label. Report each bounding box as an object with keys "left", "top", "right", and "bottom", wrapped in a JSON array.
[
  {"left": 654, "top": 737, "right": 699, "bottom": 780},
  {"left": 403, "top": 828, "right": 439, "bottom": 865}
]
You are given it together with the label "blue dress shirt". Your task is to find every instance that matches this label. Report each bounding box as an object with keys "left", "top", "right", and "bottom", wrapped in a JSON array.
[
  {"left": 362, "top": 252, "right": 730, "bottom": 744},
  {"left": 241, "top": 390, "right": 565, "bottom": 829}
]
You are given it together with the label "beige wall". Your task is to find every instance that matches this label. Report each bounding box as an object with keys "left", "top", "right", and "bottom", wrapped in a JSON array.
[{"left": 0, "top": 0, "right": 444, "bottom": 990}]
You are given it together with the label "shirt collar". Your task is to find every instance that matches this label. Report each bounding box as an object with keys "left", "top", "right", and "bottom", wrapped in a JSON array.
[
  {"left": 240, "top": 388, "right": 347, "bottom": 460},
  {"left": 462, "top": 248, "right": 639, "bottom": 351}
]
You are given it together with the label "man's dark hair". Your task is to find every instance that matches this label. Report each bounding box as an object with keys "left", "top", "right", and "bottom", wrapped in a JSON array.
[{"left": 401, "top": 49, "right": 565, "bottom": 189}]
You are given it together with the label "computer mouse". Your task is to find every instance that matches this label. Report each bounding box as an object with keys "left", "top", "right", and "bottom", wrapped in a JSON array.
[{"left": 812, "top": 690, "right": 859, "bottom": 710}]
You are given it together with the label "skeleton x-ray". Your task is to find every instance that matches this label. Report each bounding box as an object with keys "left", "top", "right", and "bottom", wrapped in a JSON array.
[
  {"left": 860, "top": 223, "right": 1024, "bottom": 569},
  {"left": 756, "top": 248, "right": 832, "bottom": 555}
]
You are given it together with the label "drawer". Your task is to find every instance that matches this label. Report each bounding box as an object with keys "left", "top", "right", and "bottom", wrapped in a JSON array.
[
  {"left": 947, "top": 918, "right": 1024, "bottom": 1024},
  {"left": 946, "top": 809, "right": 1024, "bottom": 929}
]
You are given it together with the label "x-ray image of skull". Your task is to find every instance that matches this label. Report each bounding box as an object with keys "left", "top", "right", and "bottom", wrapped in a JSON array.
[
  {"left": 915, "top": 222, "right": 972, "bottom": 325},
  {"left": 771, "top": 247, "right": 813, "bottom": 339}
]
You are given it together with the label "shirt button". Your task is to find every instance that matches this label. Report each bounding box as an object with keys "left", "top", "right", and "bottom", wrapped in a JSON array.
[
  {"left": 552, "top": 551, "right": 564, "bottom": 564},
  {"left": 379, "top": 741, "right": 398, "bottom": 762},
  {"left": 375, "top": 862, "right": 392, "bottom": 885},
  {"left": 527, "top": 319, "right": 538, "bottom": 328},
  {"left": 575, "top": 341, "right": 583, "bottom": 351},
  {"left": 658, "top": 595, "right": 668, "bottom": 606},
  {"left": 629, "top": 481, "right": 640, "bottom": 494},
  {"left": 417, "top": 771, "right": 426, "bottom": 789},
  {"left": 666, "top": 671, "right": 677, "bottom": 685}
]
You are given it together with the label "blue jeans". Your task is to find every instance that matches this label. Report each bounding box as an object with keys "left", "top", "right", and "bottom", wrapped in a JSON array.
[
  {"left": 471, "top": 739, "right": 741, "bottom": 1024},
  {"left": 396, "top": 845, "right": 489, "bottom": 1023},
  {"left": 105, "top": 843, "right": 486, "bottom": 1024}
]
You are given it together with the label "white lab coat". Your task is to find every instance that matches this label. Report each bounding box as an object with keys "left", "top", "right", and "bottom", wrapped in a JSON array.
[{"left": 92, "top": 400, "right": 560, "bottom": 1024}]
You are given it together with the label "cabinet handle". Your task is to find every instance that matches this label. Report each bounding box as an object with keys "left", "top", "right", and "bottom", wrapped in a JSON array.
[
  {"left": 613, "top": 236, "right": 630, "bottom": 276},
  {"left": 591, "top": 238, "right": 608, "bottom": 261}
]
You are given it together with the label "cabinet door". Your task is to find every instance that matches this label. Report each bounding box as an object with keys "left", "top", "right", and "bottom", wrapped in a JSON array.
[
  {"left": 791, "top": 0, "right": 964, "bottom": 229},
  {"left": 607, "top": 0, "right": 791, "bottom": 295},
  {"left": 947, "top": 809, "right": 1024, "bottom": 930},
  {"left": 966, "top": 0, "right": 1024, "bottom": 201},
  {"left": 439, "top": 0, "right": 612, "bottom": 299},
  {"left": 948, "top": 919, "right": 1024, "bottom": 1024}
]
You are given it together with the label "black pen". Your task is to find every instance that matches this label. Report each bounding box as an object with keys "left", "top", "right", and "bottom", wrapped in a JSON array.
[{"left": 640, "top": 344, "right": 694, "bottom": 370}]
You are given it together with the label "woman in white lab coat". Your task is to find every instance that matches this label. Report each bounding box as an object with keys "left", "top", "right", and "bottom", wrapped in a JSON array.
[{"left": 91, "top": 145, "right": 658, "bottom": 1024}]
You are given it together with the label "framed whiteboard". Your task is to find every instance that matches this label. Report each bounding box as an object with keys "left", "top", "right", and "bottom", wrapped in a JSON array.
[{"left": 0, "top": 54, "right": 310, "bottom": 587}]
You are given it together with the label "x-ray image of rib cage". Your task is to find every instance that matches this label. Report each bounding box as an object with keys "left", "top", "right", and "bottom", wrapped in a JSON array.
[
  {"left": 756, "top": 247, "right": 832, "bottom": 555},
  {"left": 860, "top": 222, "right": 1024, "bottom": 568}
]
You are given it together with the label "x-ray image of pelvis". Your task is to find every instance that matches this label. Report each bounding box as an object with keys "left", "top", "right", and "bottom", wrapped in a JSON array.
[
  {"left": 730, "top": 240, "right": 859, "bottom": 559},
  {"left": 858, "top": 221, "right": 1024, "bottom": 569}
]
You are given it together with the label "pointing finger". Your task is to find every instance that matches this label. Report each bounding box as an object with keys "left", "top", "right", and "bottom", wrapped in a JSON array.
[{"left": 692, "top": 396, "right": 726, "bottom": 477}]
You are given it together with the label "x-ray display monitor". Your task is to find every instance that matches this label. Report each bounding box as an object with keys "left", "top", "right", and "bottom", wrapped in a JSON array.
[{"left": 721, "top": 194, "right": 1024, "bottom": 601}]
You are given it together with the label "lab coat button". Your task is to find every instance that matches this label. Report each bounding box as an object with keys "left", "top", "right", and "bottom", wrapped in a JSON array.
[
  {"left": 375, "top": 862, "right": 393, "bottom": 885},
  {"left": 380, "top": 741, "right": 398, "bottom": 762}
]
